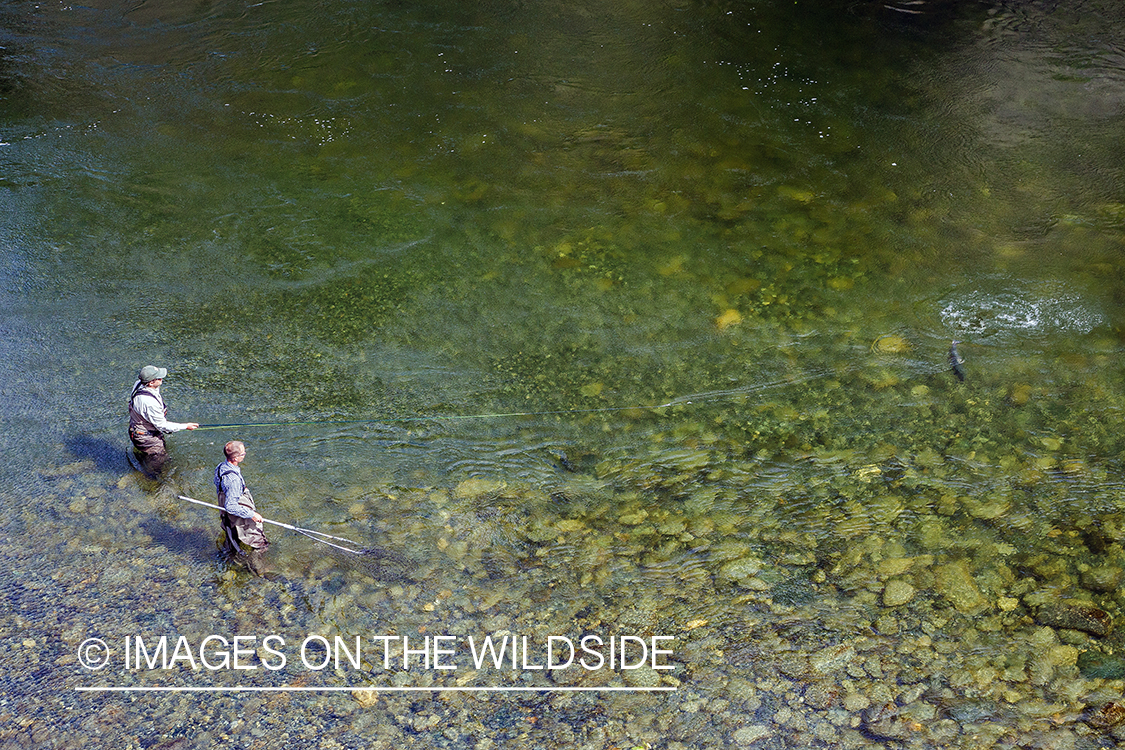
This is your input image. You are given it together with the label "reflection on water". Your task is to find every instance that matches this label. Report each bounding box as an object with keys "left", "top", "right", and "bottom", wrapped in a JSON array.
[{"left": 3, "top": 0, "right": 1125, "bottom": 748}]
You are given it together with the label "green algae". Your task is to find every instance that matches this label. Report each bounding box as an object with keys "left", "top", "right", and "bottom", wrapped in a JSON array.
[{"left": 1078, "top": 650, "right": 1125, "bottom": 680}]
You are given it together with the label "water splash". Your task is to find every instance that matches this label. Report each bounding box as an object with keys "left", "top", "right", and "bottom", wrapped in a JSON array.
[{"left": 939, "top": 280, "right": 1105, "bottom": 342}]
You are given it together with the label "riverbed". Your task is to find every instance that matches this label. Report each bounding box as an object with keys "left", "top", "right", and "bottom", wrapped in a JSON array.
[{"left": 2, "top": 0, "right": 1125, "bottom": 748}]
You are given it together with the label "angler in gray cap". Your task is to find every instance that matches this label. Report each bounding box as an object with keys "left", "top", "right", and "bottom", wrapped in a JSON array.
[{"left": 128, "top": 365, "right": 199, "bottom": 475}]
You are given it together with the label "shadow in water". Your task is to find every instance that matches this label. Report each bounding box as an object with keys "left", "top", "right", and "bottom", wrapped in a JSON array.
[
  {"left": 65, "top": 433, "right": 130, "bottom": 473},
  {"left": 324, "top": 545, "right": 417, "bottom": 584},
  {"left": 140, "top": 517, "right": 219, "bottom": 564}
]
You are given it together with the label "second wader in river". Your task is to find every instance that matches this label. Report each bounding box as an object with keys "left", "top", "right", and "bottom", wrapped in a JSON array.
[{"left": 214, "top": 440, "right": 270, "bottom": 576}]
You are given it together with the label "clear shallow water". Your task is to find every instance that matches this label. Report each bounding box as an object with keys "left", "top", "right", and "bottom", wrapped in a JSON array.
[{"left": 3, "top": 0, "right": 1125, "bottom": 748}]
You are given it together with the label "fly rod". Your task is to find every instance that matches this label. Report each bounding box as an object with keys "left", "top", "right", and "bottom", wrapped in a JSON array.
[{"left": 176, "top": 495, "right": 369, "bottom": 555}]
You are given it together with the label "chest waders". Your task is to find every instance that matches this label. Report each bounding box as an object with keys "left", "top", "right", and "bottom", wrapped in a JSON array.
[
  {"left": 128, "top": 385, "right": 168, "bottom": 474},
  {"left": 216, "top": 466, "right": 270, "bottom": 575}
]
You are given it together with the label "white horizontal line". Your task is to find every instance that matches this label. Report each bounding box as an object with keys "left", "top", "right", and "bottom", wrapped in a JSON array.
[{"left": 76, "top": 685, "right": 676, "bottom": 693}]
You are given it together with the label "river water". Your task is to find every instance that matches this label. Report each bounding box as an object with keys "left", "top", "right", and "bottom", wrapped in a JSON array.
[{"left": 3, "top": 0, "right": 1125, "bottom": 747}]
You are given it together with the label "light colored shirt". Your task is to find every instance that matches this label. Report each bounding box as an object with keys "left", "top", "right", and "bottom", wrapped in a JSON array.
[{"left": 130, "top": 380, "right": 192, "bottom": 434}]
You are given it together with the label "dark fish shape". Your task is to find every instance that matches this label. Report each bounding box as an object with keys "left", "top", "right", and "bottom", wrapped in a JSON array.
[{"left": 949, "top": 340, "right": 966, "bottom": 381}]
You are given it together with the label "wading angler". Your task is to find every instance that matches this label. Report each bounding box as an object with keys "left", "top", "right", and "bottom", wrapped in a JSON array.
[
  {"left": 128, "top": 365, "right": 198, "bottom": 476},
  {"left": 215, "top": 440, "right": 271, "bottom": 576}
]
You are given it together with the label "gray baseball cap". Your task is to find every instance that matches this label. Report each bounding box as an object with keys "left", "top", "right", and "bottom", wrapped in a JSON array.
[{"left": 138, "top": 365, "right": 168, "bottom": 383}]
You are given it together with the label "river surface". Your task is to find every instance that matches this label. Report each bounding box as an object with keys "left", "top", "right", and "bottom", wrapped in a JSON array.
[{"left": 3, "top": 0, "right": 1125, "bottom": 748}]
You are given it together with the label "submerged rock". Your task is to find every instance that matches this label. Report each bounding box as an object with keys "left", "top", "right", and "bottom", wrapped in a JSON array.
[
  {"left": 871, "top": 334, "right": 911, "bottom": 354},
  {"left": 962, "top": 493, "right": 1010, "bottom": 520},
  {"left": 863, "top": 702, "right": 912, "bottom": 741},
  {"left": 731, "top": 725, "right": 771, "bottom": 746},
  {"left": 1085, "top": 701, "right": 1125, "bottom": 730},
  {"left": 809, "top": 643, "right": 856, "bottom": 675},
  {"left": 719, "top": 556, "right": 763, "bottom": 584},
  {"left": 882, "top": 579, "right": 916, "bottom": 607},
  {"left": 352, "top": 689, "right": 379, "bottom": 707},
  {"left": 934, "top": 560, "right": 989, "bottom": 615},
  {"left": 453, "top": 478, "right": 506, "bottom": 499},
  {"left": 1036, "top": 603, "right": 1112, "bottom": 637},
  {"left": 1080, "top": 565, "right": 1123, "bottom": 592},
  {"left": 772, "top": 574, "right": 817, "bottom": 606}
]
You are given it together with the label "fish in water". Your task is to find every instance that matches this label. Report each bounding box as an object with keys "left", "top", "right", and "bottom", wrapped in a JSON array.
[{"left": 949, "top": 340, "right": 966, "bottom": 381}]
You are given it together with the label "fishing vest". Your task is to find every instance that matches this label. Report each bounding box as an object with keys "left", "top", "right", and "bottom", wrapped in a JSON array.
[
  {"left": 128, "top": 382, "right": 167, "bottom": 435},
  {"left": 215, "top": 463, "right": 254, "bottom": 516}
]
